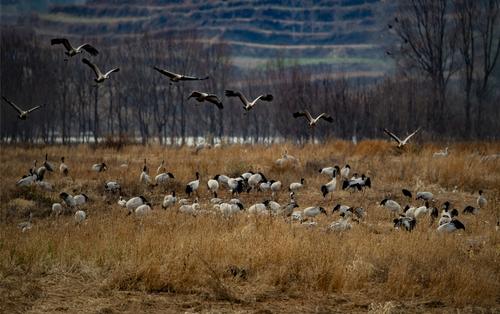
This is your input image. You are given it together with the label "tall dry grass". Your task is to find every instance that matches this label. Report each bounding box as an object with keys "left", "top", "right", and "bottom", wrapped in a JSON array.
[{"left": 0, "top": 141, "right": 499, "bottom": 307}]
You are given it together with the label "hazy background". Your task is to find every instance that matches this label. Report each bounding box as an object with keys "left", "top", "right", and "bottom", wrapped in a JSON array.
[{"left": 0, "top": 0, "right": 499, "bottom": 144}]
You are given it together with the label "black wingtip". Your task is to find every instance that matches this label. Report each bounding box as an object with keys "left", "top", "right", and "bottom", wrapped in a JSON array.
[
  {"left": 321, "top": 185, "right": 328, "bottom": 197},
  {"left": 224, "top": 90, "right": 236, "bottom": 96},
  {"left": 342, "top": 180, "right": 349, "bottom": 190},
  {"left": 402, "top": 189, "right": 412, "bottom": 198},
  {"left": 262, "top": 94, "right": 273, "bottom": 101}
]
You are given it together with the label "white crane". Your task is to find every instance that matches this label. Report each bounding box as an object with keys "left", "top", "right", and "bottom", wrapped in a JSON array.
[
  {"left": 82, "top": 58, "right": 119, "bottom": 83},
  {"left": 2, "top": 96, "right": 44, "bottom": 120},
  {"left": 383, "top": 127, "right": 421, "bottom": 148},
  {"left": 224, "top": 90, "right": 273, "bottom": 111}
]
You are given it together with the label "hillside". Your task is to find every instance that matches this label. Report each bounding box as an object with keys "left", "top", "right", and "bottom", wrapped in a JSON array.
[{"left": 1, "top": 0, "right": 393, "bottom": 74}]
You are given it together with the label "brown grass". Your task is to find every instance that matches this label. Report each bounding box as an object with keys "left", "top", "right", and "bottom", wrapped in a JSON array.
[{"left": 0, "top": 141, "right": 499, "bottom": 312}]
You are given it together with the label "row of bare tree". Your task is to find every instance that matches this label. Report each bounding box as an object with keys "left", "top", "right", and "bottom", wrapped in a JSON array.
[{"left": 0, "top": 1, "right": 499, "bottom": 144}]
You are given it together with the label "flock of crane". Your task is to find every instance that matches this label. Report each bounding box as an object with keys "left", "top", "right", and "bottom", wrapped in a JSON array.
[
  {"left": 5, "top": 38, "right": 491, "bottom": 235},
  {"left": 3, "top": 37, "right": 424, "bottom": 144},
  {"left": 15, "top": 148, "right": 491, "bottom": 235}
]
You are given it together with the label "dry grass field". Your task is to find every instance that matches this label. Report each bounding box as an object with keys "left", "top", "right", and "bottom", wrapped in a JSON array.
[{"left": 0, "top": 141, "right": 499, "bottom": 313}]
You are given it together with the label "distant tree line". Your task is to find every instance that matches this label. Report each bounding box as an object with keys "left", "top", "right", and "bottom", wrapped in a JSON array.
[{"left": 0, "top": 1, "right": 499, "bottom": 144}]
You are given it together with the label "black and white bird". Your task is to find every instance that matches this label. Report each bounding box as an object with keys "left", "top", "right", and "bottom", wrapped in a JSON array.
[
  {"left": 289, "top": 178, "right": 305, "bottom": 192},
  {"left": 380, "top": 199, "right": 401, "bottom": 214},
  {"left": 402, "top": 188, "right": 433, "bottom": 201},
  {"left": 263, "top": 200, "right": 281, "bottom": 213},
  {"left": 92, "top": 162, "right": 107, "bottom": 172},
  {"left": 477, "top": 190, "right": 487, "bottom": 208},
  {"left": 117, "top": 197, "right": 127, "bottom": 207},
  {"left": 383, "top": 127, "right": 421, "bottom": 148},
  {"left": 104, "top": 181, "right": 121, "bottom": 193},
  {"left": 2, "top": 96, "right": 44, "bottom": 120},
  {"left": 217, "top": 202, "right": 243, "bottom": 217},
  {"left": 413, "top": 201, "right": 431, "bottom": 218},
  {"left": 319, "top": 166, "right": 339, "bottom": 177},
  {"left": 226, "top": 176, "right": 244, "bottom": 195},
  {"left": 393, "top": 215, "right": 416, "bottom": 231},
  {"left": 341, "top": 207, "right": 366, "bottom": 220},
  {"left": 82, "top": 58, "right": 120, "bottom": 83},
  {"left": 126, "top": 196, "right": 149, "bottom": 214},
  {"left": 155, "top": 172, "right": 175, "bottom": 185},
  {"left": 186, "top": 172, "right": 200, "bottom": 197},
  {"left": 207, "top": 178, "right": 219, "bottom": 197},
  {"left": 303, "top": 206, "right": 327, "bottom": 220},
  {"left": 438, "top": 211, "right": 452, "bottom": 226},
  {"left": 188, "top": 91, "right": 223, "bottom": 110},
  {"left": 74, "top": 193, "right": 89, "bottom": 206},
  {"left": 332, "top": 204, "right": 351, "bottom": 216},
  {"left": 402, "top": 188, "right": 412, "bottom": 199},
  {"left": 162, "top": 191, "right": 177, "bottom": 209},
  {"left": 340, "top": 164, "right": 351, "bottom": 179},
  {"left": 248, "top": 172, "right": 267, "bottom": 192},
  {"left": 292, "top": 110, "right": 333, "bottom": 127},
  {"left": 342, "top": 174, "right": 371, "bottom": 191},
  {"left": 463, "top": 205, "right": 479, "bottom": 215},
  {"left": 224, "top": 90, "right": 273, "bottom": 111},
  {"left": 213, "top": 174, "right": 230, "bottom": 188},
  {"left": 281, "top": 197, "right": 299, "bottom": 217},
  {"left": 43, "top": 153, "right": 55, "bottom": 172},
  {"left": 51, "top": 38, "right": 98, "bottom": 57},
  {"left": 59, "top": 192, "right": 76, "bottom": 208},
  {"left": 437, "top": 219, "right": 465, "bottom": 233},
  {"left": 321, "top": 170, "right": 338, "bottom": 199},
  {"left": 328, "top": 216, "right": 352, "bottom": 232},
  {"left": 153, "top": 67, "right": 209, "bottom": 84},
  {"left": 16, "top": 171, "right": 38, "bottom": 187},
  {"left": 416, "top": 192, "right": 433, "bottom": 201},
  {"left": 59, "top": 157, "right": 69, "bottom": 176},
  {"left": 139, "top": 166, "right": 155, "bottom": 186},
  {"left": 259, "top": 180, "right": 273, "bottom": 192}
]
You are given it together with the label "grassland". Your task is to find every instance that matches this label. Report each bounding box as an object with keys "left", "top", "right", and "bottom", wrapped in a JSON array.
[{"left": 0, "top": 141, "right": 499, "bottom": 313}]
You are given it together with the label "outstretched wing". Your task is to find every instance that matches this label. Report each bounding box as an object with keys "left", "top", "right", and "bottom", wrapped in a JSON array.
[
  {"left": 403, "top": 127, "right": 421, "bottom": 143},
  {"left": 51, "top": 38, "right": 73, "bottom": 51},
  {"left": 82, "top": 58, "right": 102, "bottom": 77},
  {"left": 225, "top": 90, "right": 249, "bottom": 106},
  {"left": 78, "top": 43, "right": 99, "bottom": 56},
  {"left": 255, "top": 94, "right": 273, "bottom": 102},
  {"left": 27, "top": 105, "right": 43, "bottom": 114},
  {"left": 293, "top": 111, "right": 313, "bottom": 123},
  {"left": 383, "top": 128, "right": 403, "bottom": 144},
  {"left": 2, "top": 96, "right": 23, "bottom": 114},
  {"left": 180, "top": 75, "right": 209, "bottom": 81},
  {"left": 104, "top": 68, "right": 120, "bottom": 77},
  {"left": 205, "top": 95, "right": 223, "bottom": 109},
  {"left": 318, "top": 113, "right": 333, "bottom": 123},
  {"left": 153, "top": 67, "right": 177, "bottom": 79},
  {"left": 188, "top": 91, "right": 203, "bottom": 99}
]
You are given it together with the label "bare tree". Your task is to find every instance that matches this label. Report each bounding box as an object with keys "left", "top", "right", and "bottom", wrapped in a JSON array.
[{"left": 391, "top": 0, "right": 458, "bottom": 134}]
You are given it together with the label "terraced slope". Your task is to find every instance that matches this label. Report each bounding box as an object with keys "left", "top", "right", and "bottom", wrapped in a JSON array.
[{"left": 2, "top": 0, "right": 393, "bottom": 73}]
